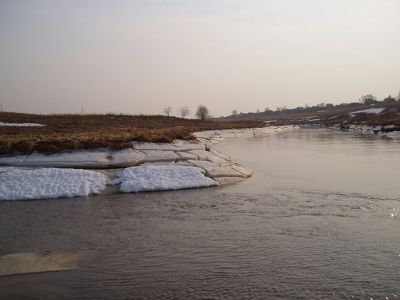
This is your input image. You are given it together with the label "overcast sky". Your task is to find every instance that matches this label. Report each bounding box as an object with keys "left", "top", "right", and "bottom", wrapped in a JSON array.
[{"left": 0, "top": 0, "right": 399, "bottom": 117}]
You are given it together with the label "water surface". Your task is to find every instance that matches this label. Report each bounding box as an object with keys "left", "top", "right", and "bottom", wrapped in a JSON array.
[{"left": 0, "top": 128, "right": 399, "bottom": 299}]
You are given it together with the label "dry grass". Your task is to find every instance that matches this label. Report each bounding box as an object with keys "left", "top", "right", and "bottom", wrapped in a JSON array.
[{"left": 0, "top": 113, "right": 265, "bottom": 155}]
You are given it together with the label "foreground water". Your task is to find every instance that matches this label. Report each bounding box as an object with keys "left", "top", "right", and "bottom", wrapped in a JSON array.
[{"left": 0, "top": 128, "right": 399, "bottom": 299}]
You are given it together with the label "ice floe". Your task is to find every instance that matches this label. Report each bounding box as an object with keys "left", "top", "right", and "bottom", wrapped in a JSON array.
[
  {"left": 113, "top": 165, "right": 219, "bottom": 193},
  {"left": 0, "top": 168, "right": 107, "bottom": 200},
  {"left": 0, "top": 251, "right": 79, "bottom": 276}
]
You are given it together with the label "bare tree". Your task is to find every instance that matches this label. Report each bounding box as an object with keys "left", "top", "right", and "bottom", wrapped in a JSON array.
[
  {"left": 164, "top": 106, "right": 172, "bottom": 117},
  {"left": 359, "top": 94, "right": 377, "bottom": 104},
  {"left": 179, "top": 106, "right": 190, "bottom": 119},
  {"left": 397, "top": 92, "right": 400, "bottom": 101},
  {"left": 196, "top": 105, "right": 209, "bottom": 121},
  {"left": 232, "top": 109, "right": 238, "bottom": 116}
]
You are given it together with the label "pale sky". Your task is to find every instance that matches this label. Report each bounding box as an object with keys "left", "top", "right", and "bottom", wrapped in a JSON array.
[{"left": 0, "top": 0, "right": 399, "bottom": 117}]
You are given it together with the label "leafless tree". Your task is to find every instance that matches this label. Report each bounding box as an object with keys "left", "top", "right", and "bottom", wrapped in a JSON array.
[
  {"left": 164, "top": 106, "right": 172, "bottom": 117},
  {"left": 232, "top": 109, "right": 238, "bottom": 116},
  {"left": 359, "top": 94, "right": 377, "bottom": 104},
  {"left": 179, "top": 106, "right": 190, "bottom": 119},
  {"left": 196, "top": 105, "right": 209, "bottom": 121}
]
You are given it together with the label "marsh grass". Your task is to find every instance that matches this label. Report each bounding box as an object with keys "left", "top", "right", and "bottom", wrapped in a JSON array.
[{"left": 0, "top": 113, "right": 265, "bottom": 155}]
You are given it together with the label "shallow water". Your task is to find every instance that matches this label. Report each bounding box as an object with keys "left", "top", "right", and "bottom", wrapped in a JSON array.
[{"left": 0, "top": 128, "right": 399, "bottom": 299}]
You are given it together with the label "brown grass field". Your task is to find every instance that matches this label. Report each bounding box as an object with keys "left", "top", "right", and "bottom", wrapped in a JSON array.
[{"left": 0, "top": 113, "right": 265, "bottom": 155}]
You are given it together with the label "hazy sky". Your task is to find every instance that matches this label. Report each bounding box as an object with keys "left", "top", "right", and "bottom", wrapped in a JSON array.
[{"left": 1, "top": 0, "right": 399, "bottom": 116}]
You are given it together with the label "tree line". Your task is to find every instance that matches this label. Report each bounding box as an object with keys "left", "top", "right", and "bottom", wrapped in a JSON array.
[{"left": 163, "top": 105, "right": 210, "bottom": 121}]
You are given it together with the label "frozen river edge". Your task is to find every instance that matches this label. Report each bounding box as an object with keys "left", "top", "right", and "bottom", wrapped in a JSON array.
[{"left": 0, "top": 126, "right": 296, "bottom": 200}]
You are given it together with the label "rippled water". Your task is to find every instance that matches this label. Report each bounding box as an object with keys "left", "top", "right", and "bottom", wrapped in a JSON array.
[{"left": 0, "top": 128, "right": 399, "bottom": 299}]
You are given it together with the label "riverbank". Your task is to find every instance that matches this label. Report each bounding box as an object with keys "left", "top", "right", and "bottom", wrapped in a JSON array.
[
  {"left": 265, "top": 105, "right": 400, "bottom": 138},
  {"left": 0, "top": 112, "right": 265, "bottom": 155},
  {"left": 0, "top": 126, "right": 297, "bottom": 200}
]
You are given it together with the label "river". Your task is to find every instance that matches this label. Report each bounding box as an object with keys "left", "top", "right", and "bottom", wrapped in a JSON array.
[{"left": 0, "top": 128, "right": 399, "bottom": 299}]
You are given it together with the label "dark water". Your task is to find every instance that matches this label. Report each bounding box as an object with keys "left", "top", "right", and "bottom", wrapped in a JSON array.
[{"left": 1, "top": 129, "right": 399, "bottom": 299}]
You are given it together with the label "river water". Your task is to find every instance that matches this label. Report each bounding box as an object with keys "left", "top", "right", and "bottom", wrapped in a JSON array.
[{"left": 0, "top": 128, "right": 399, "bottom": 299}]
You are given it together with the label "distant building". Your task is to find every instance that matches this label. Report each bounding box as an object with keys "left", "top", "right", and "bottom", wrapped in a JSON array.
[
  {"left": 383, "top": 95, "right": 397, "bottom": 104},
  {"left": 325, "top": 103, "right": 334, "bottom": 109}
]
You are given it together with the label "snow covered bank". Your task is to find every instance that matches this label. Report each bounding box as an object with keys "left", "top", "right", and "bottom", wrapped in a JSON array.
[
  {"left": 195, "top": 126, "right": 297, "bottom": 145},
  {"left": 0, "top": 168, "right": 107, "bottom": 200},
  {"left": 0, "top": 122, "right": 45, "bottom": 127},
  {"left": 0, "top": 142, "right": 206, "bottom": 168},
  {"left": 343, "top": 124, "right": 400, "bottom": 139},
  {"left": 0, "top": 126, "right": 297, "bottom": 200}
]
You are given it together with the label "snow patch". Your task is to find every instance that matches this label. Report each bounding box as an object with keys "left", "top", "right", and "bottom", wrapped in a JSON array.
[
  {"left": 141, "top": 150, "right": 178, "bottom": 162},
  {"left": 176, "top": 151, "right": 198, "bottom": 161},
  {"left": 110, "top": 149, "right": 145, "bottom": 167},
  {"left": 0, "top": 168, "right": 107, "bottom": 200},
  {"left": 23, "top": 151, "right": 110, "bottom": 168},
  {"left": 350, "top": 108, "right": 385, "bottom": 116},
  {"left": 189, "top": 150, "right": 230, "bottom": 166},
  {"left": 114, "top": 165, "right": 219, "bottom": 193},
  {"left": 0, "top": 122, "right": 45, "bottom": 127}
]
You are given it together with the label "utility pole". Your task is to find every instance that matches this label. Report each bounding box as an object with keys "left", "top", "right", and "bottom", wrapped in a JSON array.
[{"left": 81, "top": 105, "right": 84, "bottom": 116}]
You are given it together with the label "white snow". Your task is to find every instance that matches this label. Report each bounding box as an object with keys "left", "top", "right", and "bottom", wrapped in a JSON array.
[
  {"left": 140, "top": 150, "right": 178, "bottom": 162},
  {"left": 110, "top": 149, "right": 145, "bottom": 167},
  {"left": 176, "top": 151, "right": 198, "bottom": 161},
  {"left": 213, "top": 177, "right": 246, "bottom": 185},
  {"left": 132, "top": 142, "right": 177, "bottom": 151},
  {"left": 189, "top": 150, "right": 230, "bottom": 165},
  {"left": 194, "top": 126, "right": 298, "bottom": 145},
  {"left": 23, "top": 151, "right": 110, "bottom": 168},
  {"left": 187, "top": 159, "right": 216, "bottom": 168},
  {"left": 384, "top": 131, "right": 400, "bottom": 138},
  {"left": 0, "top": 155, "right": 27, "bottom": 166},
  {"left": 133, "top": 141, "right": 205, "bottom": 152},
  {"left": 114, "top": 165, "right": 219, "bottom": 193},
  {"left": 201, "top": 165, "right": 245, "bottom": 178},
  {"left": 350, "top": 108, "right": 385, "bottom": 116},
  {"left": 0, "top": 122, "right": 45, "bottom": 127},
  {"left": 0, "top": 168, "right": 107, "bottom": 200}
]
